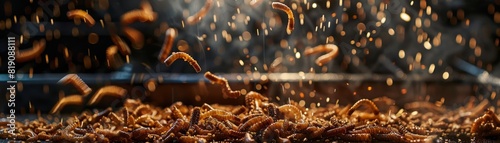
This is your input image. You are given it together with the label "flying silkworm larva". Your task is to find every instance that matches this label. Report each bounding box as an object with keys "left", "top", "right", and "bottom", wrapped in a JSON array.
[
  {"left": 347, "top": 99, "right": 380, "bottom": 116},
  {"left": 158, "top": 28, "right": 176, "bottom": 62},
  {"left": 271, "top": 2, "right": 294, "bottom": 35},
  {"left": 121, "top": 1, "right": 157, "bottom": 25},
  {"left": 110, "top": 34, "right": 131, "bottom": 55},
  {"left": 239, "top": 116, "right": 268, "bottom": 131},
  {"left": 16, "top": 39, "right": 46, "bottom": 63},
  {"left": 165, "top": 52, "right": 202, "bottom": 73},
  {"left": 277, "top": 104, "right": 302, "bottom": 122},
  {"left": 67, "top": 10, "right": 95, "bottom": 26},
  {"left": 87, "top": 86, "right": 127, "bottom": 105},
  {"left": 200, "top": 109, "right": 240, "bottom": 124},
  {"left": 186, "top": 0, "right": 213, "bottom": 25},
  {"left": 50, "top": 95, "right": 84, "bottom": 114},
  {"left": 304, "top": 44, "right": 340, "bottom": 66},
  {"left": 105, "top": 45, "right": 124, "bottom": 69},
  {"left": 123, "top": 26, "right": 144, "bottom": 49},
  {"left": 58, "top": 74, "right": 92, "bottom": 96},
  {"left": 204, "top": 71, "right": 241, "bottom": 98}
]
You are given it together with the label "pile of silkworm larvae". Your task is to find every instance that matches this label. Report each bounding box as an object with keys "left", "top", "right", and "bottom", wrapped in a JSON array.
[{"left": 1, "top": 96, "right": 500, "bottom": 142}]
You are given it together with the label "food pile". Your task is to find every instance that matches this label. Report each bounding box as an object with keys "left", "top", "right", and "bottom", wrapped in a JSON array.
[{"left": 1, "top": 93, "right": 500, "bottom": 142}]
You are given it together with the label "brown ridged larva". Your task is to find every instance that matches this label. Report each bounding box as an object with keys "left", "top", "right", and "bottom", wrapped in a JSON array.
[
  {"left": 67, "top": 10, "right": 95, "bottom": 26},
  {"left": 204, "top": 71, "right": 241, "bottom": 98},
  {"left": 16, "top": 39, "right": 46, "bottom": 63},
  {"left": 304, "top": 44, "right": 340, "bottom": 66},
  {"left": 50, "top": 95, "right": 84, "bottom": 114},
  {"left": 58, "top": 74, "right": 92, "bottom": 96},
  {"left": 158, "top": 28, "right": 176, "bottom": 62},
  {"left": 87, "top": 86, "right": 127, "bottom": 105},
  {"left": 165, "top": 52, "right": 202, "bottom": 73},
  {"left": 200, "top": 109, "right": 240, "bottom": 124},
  {"left": 347, "top": 99, "right": 380, "bottom": 116},
  {"left": 271, "top": 2, "right": 294, "bottom": 35},
  {"left": 186, "top": 0, "right": 213, "bottom": 25}
]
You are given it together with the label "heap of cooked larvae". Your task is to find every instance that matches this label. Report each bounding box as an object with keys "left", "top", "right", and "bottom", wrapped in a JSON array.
[{"left": 1, "top": 93, "right": 500, "bottom": 142}]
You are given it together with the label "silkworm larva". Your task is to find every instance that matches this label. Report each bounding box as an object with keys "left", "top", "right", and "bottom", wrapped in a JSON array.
[
  {"left": 245, "top": 91, "right": 269, "bottom": 109},
  {"left": 163, "top": 119, "right": 189, "bottom": 139},
  {"left": 186, "top": 0, "right": 213, "bottom": 25},
  {"left": 57, "top": 74, "right": 92, "bottom": 96},
  {"left": 204, "top": 71, "right": 241, "bottom": 98},
  {"left": 262, "top": 120, "right": 284, "bottom": 141},
  {"left": 123, "top": 27, "right": 144, "bottom": 49},
  {"left": 373, "top": 132, "right": 407, "bottom": 142},
  {"left": 121, "top": 8, "right": 156, "bottom": 25},
  {"left": 105, "top": 45, "right": 124, "bottom": 69},
  {"left": 471, "top": 114, "right": 492, "bottom": 133},
  {"left": 310, "top": 44, "right": 339, "bottom": 66},
  {"left": 349, "top": 126, "right": 393, "bottom": 134},
  {"left": 179, "top": 135, "right": 208, "bottom": 143},
  {"left": 277, "top": 104, "right": 302, "bottom": 122},
  {"left": 35, "top": 123, "right": 62, "bottom": 134},
  {"left": 134, "top": 104, "right": 152, "bottom": 116},
  {"left": 339, "top": 133, "right": 372, "bottom": 142},
  {"left": 200, "top": 109, "right": 240, "bottom": 124},
  {"left": 190, "top": 107, "right": 201, "bottom": 127},
  {"left": 201, "top": 103, "right": 215, "bottom": 111},
  {"left": 158, "top": 28, "right": 176, "bottom": 62},
  {"left": 90, "top": 108, "right": 112, "bottom": 124},
  {"left": 324, "top": 124, "right": 355, "bottom": 137},
  {"left": 241, "top": 114, "right": 264, "bottom": 123},
  {"left": 67, "top": 10, "right": 95, "bottom": 26},
  {"left": 287, "top": 133, "right": 306, "bottom": 141},
  {"left": 16, "top": 39, "right": 46, "bottom": 63},
  {"left": 485, "top": 109, "right": 500, "bottom": 126},
  {"left": 165, "top": 52, "right": 202, "bottom": 72},
  {"left": 271, "top": 2, "right": 294, "bottom": 35},
  {"left": 214, "top": 120, "right": 245, "bottom": 138},
  {"left": 239, "top": 116, "right": 268, "bottom": 131},
  {"left": 88, "top": 86, "right": 127, "bottom": 105},
  {"left": 131, "top": 127, "right": 151, "bottom": 141},
  {"left": 172, "top": 106, "right": 188, "bottom": 121},
  {"left": 231, "top": 106, "right": 247, "bottom": 115},
  {"left": 347, "top": 99, "right": 380, "bottom": 116},
  {"left": 110, "top": 34, "right": 131, "bottom": 55},
  {"left": 50, "top": 95, "right": 84, "bottom": 114}
]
